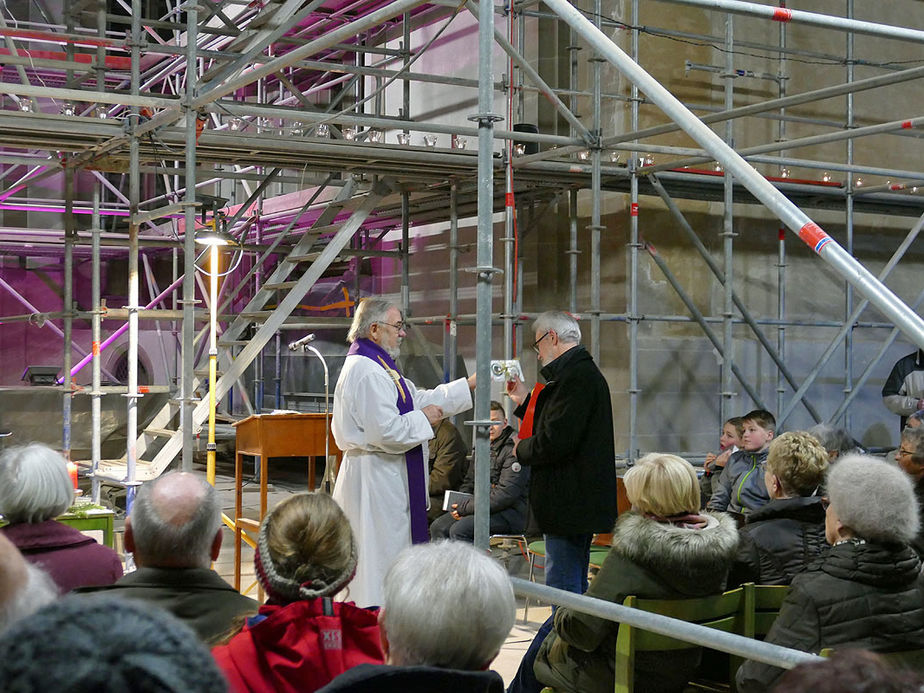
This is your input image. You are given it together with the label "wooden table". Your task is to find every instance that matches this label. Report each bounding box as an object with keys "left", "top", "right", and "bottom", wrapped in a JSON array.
[{"left": 231, "top": 413, "right": 341, "bottom": 590}]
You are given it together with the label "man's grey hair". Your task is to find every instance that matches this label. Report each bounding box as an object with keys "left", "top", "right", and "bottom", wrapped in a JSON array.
[
  {"left": 0, "top": 444, "right": 74, "bottom": 524},
  {"left": 347, "top": 297, "right": 399, "bottom": 343},
  {"left": 826, "top": 454, "right": 919, "bottom": 544},
  {"left": 807, "top": 423, "right": 859, "bottom": 458},
  {"left": 533, "top": 311, "right": 581, "bottom": 344},
  {"left": 129, "top": 473, "right": 220, "bottom": 568},
  {"left": 902, "top": 425, "right": 924, "bottom": 465},
  {"left": 0, "top": 564, "right": 57, "bottom": 635},
  {"left": 381, "top": 541, "right": 515, "bottom": 670}
]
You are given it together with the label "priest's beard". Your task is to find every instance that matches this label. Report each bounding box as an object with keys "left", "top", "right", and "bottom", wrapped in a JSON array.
[{"left": 385, "top": 343, "right": 401, "bottom": 361}]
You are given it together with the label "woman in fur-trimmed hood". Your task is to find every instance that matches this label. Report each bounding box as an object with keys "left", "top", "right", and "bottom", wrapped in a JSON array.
[{"left": 531, "top": 453, "right": 739, "bottom": 693}]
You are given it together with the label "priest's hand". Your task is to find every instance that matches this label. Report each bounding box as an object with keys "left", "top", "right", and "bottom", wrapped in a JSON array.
[{"left": 422, "top": 404, "right": 444, "bottom": 426}]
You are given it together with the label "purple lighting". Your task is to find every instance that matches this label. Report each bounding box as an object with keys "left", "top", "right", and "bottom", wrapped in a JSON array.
[{"left": 0, "top": 203, "right": 130, "bottom": 216}]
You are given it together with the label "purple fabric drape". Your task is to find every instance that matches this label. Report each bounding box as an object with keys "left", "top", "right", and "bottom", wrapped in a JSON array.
[{"left": 347, "top": 338, "right": 429, "bottom": 544}]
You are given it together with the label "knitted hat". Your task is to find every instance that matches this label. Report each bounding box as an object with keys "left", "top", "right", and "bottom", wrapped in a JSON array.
[
  {"left": 0, "top": 594, "right": 227, "bottom": 692},
  {"left": 254, "top": 505, "right": 357, "bottom": 603}
]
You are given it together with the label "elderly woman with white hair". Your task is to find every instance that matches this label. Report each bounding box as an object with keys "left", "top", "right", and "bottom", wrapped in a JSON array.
[
  {"left": 317, "top": 540, "right": 515, "bottom": 692},
  {"left": 0, "top": 443, "right": 122, "bottom": 593},
  {"left": 736, "top": 455, "right": 924, "bottom": 693}
]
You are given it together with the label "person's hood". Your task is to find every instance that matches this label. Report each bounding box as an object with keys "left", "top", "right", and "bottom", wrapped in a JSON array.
[
  {"left": 612, "top": 511, "right": 740, "bottom": 594},
  {"left": 821, "top": 540, "right": 922, "bottom": 589}
]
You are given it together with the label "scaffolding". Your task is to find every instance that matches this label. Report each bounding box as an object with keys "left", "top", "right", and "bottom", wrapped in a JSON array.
[{"left": 0, "top": 0, "right": 922, "bottom": 539}]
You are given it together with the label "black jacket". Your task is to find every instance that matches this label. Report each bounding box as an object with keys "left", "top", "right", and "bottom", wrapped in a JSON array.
[
  {"left": 728, "top": 496, "right": 828, "bottom": 587},
  {"left": 316, "top": 663, "right": 504, "bottom": 693},
  {"left": 455, "top": 426, "right": 528, "bottom": 525},
  {"left": 514, "top": 345, "right": 617, "bottom": 535},
  {"left": 77, "top": 566, "right": 258, "bottom": 644},
  {"left": 736, "top": 540, "right": 924, "bottom": 693},
  {"left": 914, "top": 476, "right": 924, "bottom": 560}
]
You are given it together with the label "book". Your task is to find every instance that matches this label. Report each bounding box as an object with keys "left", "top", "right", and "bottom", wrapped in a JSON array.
[{"left": 442, "top": 489, "right": 474, "bottom": 511}]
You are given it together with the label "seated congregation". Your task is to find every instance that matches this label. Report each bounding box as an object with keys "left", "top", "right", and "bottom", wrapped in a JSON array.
[{"left": 3, "top": 415, "right": 924, "bottom": 692}]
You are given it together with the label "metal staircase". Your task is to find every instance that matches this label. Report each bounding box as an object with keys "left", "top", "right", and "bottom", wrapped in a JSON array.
[{"left": 94, "top": 178, "right": 391, "bottom": 483}]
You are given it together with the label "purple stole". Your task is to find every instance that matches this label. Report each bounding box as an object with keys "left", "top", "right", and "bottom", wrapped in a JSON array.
[{"left": 348, "top": 338, "right": 429, "bottom": 544}]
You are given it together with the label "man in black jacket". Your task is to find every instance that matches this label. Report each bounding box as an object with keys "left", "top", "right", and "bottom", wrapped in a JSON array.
[{"left": 507, "top": 311, "right": 617, "bottom": 597}]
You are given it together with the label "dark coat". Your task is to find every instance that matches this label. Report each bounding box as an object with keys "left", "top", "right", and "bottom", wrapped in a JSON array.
[
  {"left": 316, "top": 663, "right": 505, "bottom": 693},
  {"left": 428, "top": 419, "right": 469, "bottom": 521},
  {"left": 78, "top": 566, "right": 258, "bottom": 644},
  {"left": 534, "top": 511, "right": 740, "bottom": 693},
  {"left": 736, "top": 540, "right": 924, "bottom": 693},
  {"left": 455, "top": 425, "right": 528, "bottom": 523},
  {"left": 728, "top": 496, "right": 828, "bottom": 586},
  {"left": 514, "top": 345, "right": 617, "bottom": 535},
  {"left": 1, "top": 519, "right": 123, "bottom": 593},
  {"left": 707, "top": 448, "right": 769, "bottom": 515}
]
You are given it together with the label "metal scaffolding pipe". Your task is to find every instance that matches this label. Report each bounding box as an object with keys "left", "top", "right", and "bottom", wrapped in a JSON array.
[
  {"left": 469, "top": 0, "right": 499, "bottom": 551},
  {"left": 648, "top": 174, "right": 822, "bottom": 422},
  {"left": 192, "top": 0, "right": 432, "bottom": 108},
  {"left": 644, "top": 241, "right": 766, "bottom": 408},
  {"left": 777, "top": 212, "right": 924, "bottom": 427},
  {"left": 180, "top": 0, "right": 199, "bottom": 471},
  {"left": 656, "top": 0, "right": 924, "bottom": 44},
  {"left": 465, "top": 0, "right": 592, "bottom": 142},
  {"left": 602, "top": 64, "right": 924, "bottom": 149},
  {"left": 90, "top": 183, "right": 102, "bottom": 502},
  {"left": 511, "top": 578, "right": 821, "bottom": 668},
  {"left": 542, "top": 0, "right": 924, "bottom": 349}
]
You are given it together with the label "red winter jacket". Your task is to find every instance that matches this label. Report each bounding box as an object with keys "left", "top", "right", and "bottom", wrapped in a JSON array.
[{"left": 212, "top": 597, "right": 384, "bottom": 693}]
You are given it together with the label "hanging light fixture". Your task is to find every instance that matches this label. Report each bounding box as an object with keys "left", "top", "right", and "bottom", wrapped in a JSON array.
[
  {"left": 18, "top": 97, "right": 33, "bottom": 113},
  {"left": 423, "top": 134, "right": 438, "bottom": 147},
  {"left": 316, "top": 123, "right": 330, "bottom": 138},
  {"left": 60, "top": 102, "right": 76, "bottom": 117}
]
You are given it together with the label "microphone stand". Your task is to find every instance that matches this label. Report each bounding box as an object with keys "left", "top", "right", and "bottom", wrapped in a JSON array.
[{"left": 295, "top": 343, "right": 334, "bottom": 493}]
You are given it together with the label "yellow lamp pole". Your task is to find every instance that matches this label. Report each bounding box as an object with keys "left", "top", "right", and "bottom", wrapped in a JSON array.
[
  {"left": 195, "top": 219, "right": 236, "bottom": 487},
  {"left": 207, "top": 241, "right": 219, "bottom": 485}
]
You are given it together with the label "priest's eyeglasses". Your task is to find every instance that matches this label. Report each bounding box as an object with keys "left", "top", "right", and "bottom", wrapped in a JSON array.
[{"left": 380, "top": 320, "right": 405, "bottom": 332}]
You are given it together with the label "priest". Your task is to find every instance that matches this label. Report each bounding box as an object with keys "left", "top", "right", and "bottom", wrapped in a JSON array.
[{"left": 331, "top": 297, "right": 474, "bottom": 607}]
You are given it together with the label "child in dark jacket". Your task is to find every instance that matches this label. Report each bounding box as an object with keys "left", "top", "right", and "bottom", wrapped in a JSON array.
[{"left": 707, "top": 409, "right": 775, "bottom": 515}]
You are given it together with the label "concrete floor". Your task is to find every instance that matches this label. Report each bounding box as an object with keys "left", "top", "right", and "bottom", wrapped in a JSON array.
[{"left": 201, "top": 459, "right": 548, "bottom": 686}]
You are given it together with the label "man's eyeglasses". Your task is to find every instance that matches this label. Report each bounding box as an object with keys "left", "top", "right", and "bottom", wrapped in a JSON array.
[
  {"left": 379, "top": 321, "right": 405, "bottom": 332},
  {"left": 898, "top": 447, "right": 915, "bottom": 458},
  {"left": 820, "top": 496, "right": 830, "bottom": 511},
  {"left": 532, "top": 330, "right": 552, "bottom": 354}
]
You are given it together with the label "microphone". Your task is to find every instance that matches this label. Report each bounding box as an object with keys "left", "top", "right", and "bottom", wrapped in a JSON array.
[{"left": 288, "top": 333, "right": 316, "bottom": 351}]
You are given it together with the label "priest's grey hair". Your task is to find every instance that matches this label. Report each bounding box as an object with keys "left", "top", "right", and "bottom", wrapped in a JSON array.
[{"left": 347, "top": 297, "right": 399, "bottom": 343}]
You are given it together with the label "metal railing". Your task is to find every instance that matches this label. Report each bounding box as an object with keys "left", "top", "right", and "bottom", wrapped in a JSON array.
[{"left": 511, "top": 578, "right": 823, "bottom": 670}]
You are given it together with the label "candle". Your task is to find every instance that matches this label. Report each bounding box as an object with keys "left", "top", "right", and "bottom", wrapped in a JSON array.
[{"left": 67, "top": 461, "right": 79, "bottom": 489}]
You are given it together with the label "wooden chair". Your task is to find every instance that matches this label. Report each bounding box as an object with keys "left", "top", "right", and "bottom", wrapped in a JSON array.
[
  {"left": 615, "top": 588, "right": 746, "bottom": 693},
  {"left": 730, "top": 583, "right": 790, "bottom": 682}
]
